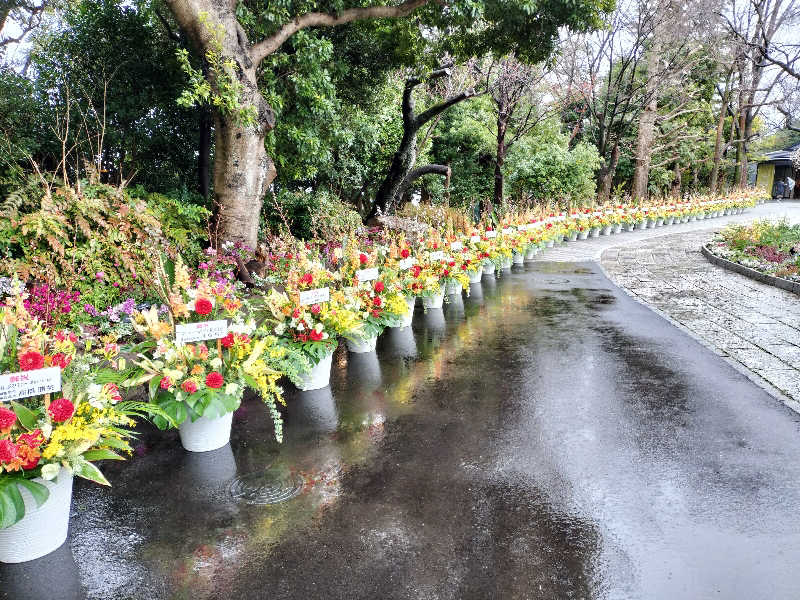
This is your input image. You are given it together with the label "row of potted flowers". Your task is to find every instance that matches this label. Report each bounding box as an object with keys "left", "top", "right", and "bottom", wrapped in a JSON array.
[{"left": 0, "top": 189, "right": 760, "bottom": 562}]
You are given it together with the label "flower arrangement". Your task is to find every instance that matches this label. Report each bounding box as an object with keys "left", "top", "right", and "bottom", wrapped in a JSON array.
[{"left": 0, "top": 291, "right": 151, "bottom": 528}]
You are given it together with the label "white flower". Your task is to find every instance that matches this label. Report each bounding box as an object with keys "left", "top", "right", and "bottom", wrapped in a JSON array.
[
  {"left": 40, "top": 463, "right": 61, "bottom": 480},
  {"left": 209, "top": 357, "right": 222, "bottom": 369}
]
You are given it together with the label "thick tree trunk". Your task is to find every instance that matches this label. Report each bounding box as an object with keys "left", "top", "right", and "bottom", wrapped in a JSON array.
[
  {"left": 671, "top": 162, "right": 682, "bottom": 198},
  {"left": 167, "top": 0, "right": 275, "bottom": 248},
  {"left": 494, "top": 113, "right": 507, "bottom": 207},
  {"left": 198, "top": 109, "right": 212, "bottom": 200},
  {"left": 710, "top": 78, "right": 731, "bottom": 193},
  {"left": 597, "top": 141, "right": 620, "bottom": 202},
  {"left": 632, "top": 96, "right": 657, "bottom": 201}
]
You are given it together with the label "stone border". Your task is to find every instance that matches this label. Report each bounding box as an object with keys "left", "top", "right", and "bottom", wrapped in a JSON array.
[{"left": 700, "top": 244, "right": 800, "bottom": 295}]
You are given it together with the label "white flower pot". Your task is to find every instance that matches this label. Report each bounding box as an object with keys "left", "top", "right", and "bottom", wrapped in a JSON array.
[
  {"left": 512, "top": 252, "right": 524, "bottom": 264},
  {"left": 682, "top": 216, "right": 689, "bottom": 223},
  {"left": 569, "top": 231, "right": 579, "bottom": 241},
  {"left": 656, "top": 218, "right": 664, "bottom": 226},
  {"left": 666, "top": 217, "right": 675, "bottom": 225},
  {"left": 501, "top": 257, "right": 513, "bottom": 269},
  {"left": 637, "top": 220, "right": 647, "bottom": 229},
  {"left": 578, "top": 231, "right": 589, "bottom": 240},
  {"left": 601, "top": 225, "right": 612, "bottom": 235},
  {"left": 346, "top": 333, "right": 378, "bottom": 353},
  {"left": 545, "top": 239, "right": 555, "bottom": 248},
  {"left": 423, "top": 291, "right": 445, "bottom": 309},
  {"left": 179, "top": 411, "right": 233, "bottom": 453},
  {"left": 0, "top": 468, "right": 73, "bottom": 563},
  {"left": 446, "top": 281, "right": 462, "bottom": 295},
  {"left": 590, "top": 228, "right": 600, "bottom": 238},
  {"left": 614, "top": 224, "right": 622, "bottom": 233},
  {"left": 394, "top": 295, "right": 416, "bottom": 328},
  {"left": 624, "top": 223, "right": 634, "bottom": 232},
  {"left": 468, "top": 267, "right": 483, "bottom": 283},
  {"left": 297, "top": 349, "right": 334, "bottom": 391},
  {"left": 482, "top": 261, "right": 495, "bottom": 275},
  {"left": 524, "top": 248, "right": 537, "bottom": 260},
  {"left": 689, "top": 215, "right": 696, "bottom": 221}
]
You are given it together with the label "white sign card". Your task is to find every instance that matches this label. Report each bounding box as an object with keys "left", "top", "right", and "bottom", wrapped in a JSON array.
[
  {"left": 502, "top": 227, "right": 514, "bottom": 234},
  {"left": 450, "top": 241, "right": 463, "bottom": 251},
  {"left": 175, "top": 319, "right": 228, "bottom": 344},
  {"left": 470, "top": 235, "right": 481, "bottom": 243},
  {"left": 429, "top": 250, "right": 444, "bottom": 260},
  {"left": 0, "top": 367, "right": 61, "bottom": 402},
  {"left": 398, "top": 257, "right": 416, "bottom": 270},
  {"left": 356, "top": 267, "right": 379, "bottom": 282},
  {"left": 485, "top": 231, "right": 498, "bottom": 238},
  {"left": 299, "top": 287, "right": 330, "bottom": 306}
]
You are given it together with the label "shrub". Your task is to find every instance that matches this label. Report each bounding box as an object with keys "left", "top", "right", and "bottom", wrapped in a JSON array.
[{"left": 263, "top": 189, "right": 362, "bottom": 241}]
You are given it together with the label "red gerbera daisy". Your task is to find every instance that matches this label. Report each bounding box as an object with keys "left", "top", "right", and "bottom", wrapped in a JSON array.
[
  {"left": 194, "top": 297, "right": 213, "bottom": 316},
  {"left": 205, "top": 371, "right": 224, "bottom": 389},
  {"left": 18, "top": 351, "right": 44, "bottom": 371},
  {"left": 48, "top": 397, "right": 75, "bottom": 423}
]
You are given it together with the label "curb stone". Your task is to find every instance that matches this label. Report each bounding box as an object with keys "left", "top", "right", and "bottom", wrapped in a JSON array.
[{"left": 700, "top": 244, "right": 800, "bottom": 296}]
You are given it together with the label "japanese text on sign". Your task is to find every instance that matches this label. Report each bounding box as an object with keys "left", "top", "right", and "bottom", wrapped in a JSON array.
[
  {"left": 299, "top": 287, "right": 330, "bottom": 306},
  {"left": 398, "top": 257, "right": 416, "bottom": 270},
  {"left": 429, "top": 251, "right": 444, "bottom": 260},
  {"left": 485, "top": 231, "right": 497, "bottom": 238},
  {"left": 0, "top": 367, "right": 61, "bottom": 402},
  {"left": 450, "top": 241, "right": 463, "bottom": 251},
  {"left": 175, "top": 320, "right": 228, "bottom": 345}
]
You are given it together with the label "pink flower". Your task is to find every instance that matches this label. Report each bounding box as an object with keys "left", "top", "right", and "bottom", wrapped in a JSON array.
[
  {"left": 205, "top": 372, "right": 224, "bottom": 389},
  {"left": 159, "top": 377, "right": 172, "bottom": 390},
  {"left": 96, "top": 271, "right": 105, "bottom": 280},
  {"left": 0, "top": 407, "right": 17, "bottom": 433}
]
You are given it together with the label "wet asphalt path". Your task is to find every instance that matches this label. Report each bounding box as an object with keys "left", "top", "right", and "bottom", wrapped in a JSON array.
[{"left": 3, "top": 262, "right": 800, "bottom": 600}]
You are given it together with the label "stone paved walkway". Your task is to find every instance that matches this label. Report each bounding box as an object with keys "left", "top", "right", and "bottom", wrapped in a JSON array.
[{"left": 550, "top": 200, "right": 800, "bottom": 409}]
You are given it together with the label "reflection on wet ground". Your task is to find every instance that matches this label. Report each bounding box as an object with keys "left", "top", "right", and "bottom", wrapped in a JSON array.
[{"left": 4, "top": 262, "right": 800, "bottom": 599}]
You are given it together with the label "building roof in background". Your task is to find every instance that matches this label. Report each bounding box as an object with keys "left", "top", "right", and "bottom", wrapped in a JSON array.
[{"left": 760, "top": 141, "right": 800, "bottom": 165}]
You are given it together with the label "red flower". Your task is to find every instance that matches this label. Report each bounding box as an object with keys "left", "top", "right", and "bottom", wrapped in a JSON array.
[
  {"left": 310, "top": 303, "right": 321, "bottom": 315},
  {"left": 359, "top": 253, "right": 368, "bottom": 264},
  {"left": 220, "top": 332, "right": 235, "bottom": 348},
  {"left": 194, "top": 297, "right": 213, "bottom": 316},
  {"left": 48, "top": 397, "right": 75, "bottom": 422},
  {"left": 411, "top": 265, "right": 421, "bottom": 278},
  {"left": 0, "top": 439, "right": 18, "bottom": 464},
  {"left": 181, "top": 380, "right": 198, "bottom": 394},
  {"left": 0, "top": 407, "right": 17, "bottom": 433},
  {"left": 400, "top": 249, "right": 410, "bottom": 258},
  {"left": 309, "top": 329, "right": 324, "bottom": 342},
  {"left": 205, "top": 372, "right": 224, "bottom": 389},
  {"left": 18, "top": 351, "right": 44, "bottom": 371},
  {"left": 299, "top": 273, "right": 313, "bottom": 286},
  {"left": 461, "top": 264, "right": 467, "bottom": 270},
  {"left": 371, "top": 310, "right": 380, "bottom": 317},
  {"left": 20, "top": 450, "right": 40, "bottom": 470},
  {"left": 443, "top": 269, "right": 450, "bottom": 276},
  {"left": 448, "top": 261, "right": 456, "bottom": 267},
  {"left": 17, "top": 430, "right": 43, "bottom": 449},
  {"left": 51, "top": 353, "right": 72, "bottom": 369},
  {"left": 374, "top": 281, "right": 385, "bottom": 293},
  {"left": 373, "top": 296, "right": 382, "bottom": 307},
  {"left": 159, "top": 376, "right": 172, "bottom": 390}
]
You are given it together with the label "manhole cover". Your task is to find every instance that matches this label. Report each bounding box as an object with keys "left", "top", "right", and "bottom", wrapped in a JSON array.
[{"left": 229, "top": 470, "right": 304, "bottom": 504}]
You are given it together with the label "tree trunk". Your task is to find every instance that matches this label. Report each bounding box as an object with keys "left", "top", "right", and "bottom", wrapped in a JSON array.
[
  {"left": 494, "top": 113, "right": 507, "bottom": 207},
  {"left": 671, "top": 162, "right": 682, "bottom": 198},
  {"left": 198, "top": 109, "right": 212, "bottom": 200},
  {"left": 166, "top": 0, "right": 276, "bottom": 248},
  {"left": 597, "top": 140, "right": 620, "bottom": 202},
  {"left": 631, "top": 46, "right": 661, "bottom": 201},
  {"left": 710, "top": 77, "right": 731, "bottom": 193}
]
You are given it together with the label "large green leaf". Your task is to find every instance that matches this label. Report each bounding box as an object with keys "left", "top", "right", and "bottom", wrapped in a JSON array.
[
  {"left": 72, "top": 458, "right": 111, "bottom": 486},
  {"left": 16, "top": 479, "right": 49, "bottom": 508},
  {"left": 0, "top": 479, "right": 26, "bottom": 529},
  {"left": 10, "top": 401, "right": 38, "bottom": 429},
  {"left": 82, "top": 449, "right": 124, "bottom": 461}
]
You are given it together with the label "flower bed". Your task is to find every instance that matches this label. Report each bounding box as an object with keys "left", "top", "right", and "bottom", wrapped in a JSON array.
[{"left": 706, "top": 220, "right": 800, "bottom": 284}]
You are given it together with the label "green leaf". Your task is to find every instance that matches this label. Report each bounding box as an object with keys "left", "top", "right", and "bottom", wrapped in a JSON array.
[
  {"left": 82, "top": 449, "right": 124, "bottom": 461},
  {"left": 0, "top": 479, "right": 25, "bottom": 529},
  {"left": 10, "top": 401, "right": 37, "bottom": 429},
  {"left": 97, "top": 436, "right": 131, "bottom": 450},
  {"left": 16, "top": 479, "right": 49, "bottom": 508},
  {"left": 148, "top": 374, "right": 160, "bottom": 400},
  {"left": 73, "top": 458, "right": 111, "bottom": 486}
]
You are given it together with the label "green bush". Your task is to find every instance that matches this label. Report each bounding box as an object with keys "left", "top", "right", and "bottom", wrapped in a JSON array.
[{"left": 263, "top": 189, "right": 362, "bottom": 240}]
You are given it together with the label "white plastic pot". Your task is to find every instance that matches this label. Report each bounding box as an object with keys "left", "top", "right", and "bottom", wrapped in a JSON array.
[
  {"left": 524, "top": 248, "right": 537, "bottom": 260},
  {"left": 423, "top": 291, "right": 445, "bottom": 309},
  {"left": 590, "top": 228, "right": 600, "bottom": 238},
  {"left": 656, "top": 218, "right": 664, "bottom": 226},
  {"left": 393, "top": 295, "right": 416, "bottom": 328},
  {"left": 512, "top": 252, "right": 524, "bottom": 264},
  {"left": 637, "top": 220, "right": 647, "bottom": 229},
  {"left": 682, "top": 216, "right": 689, "bottom": 223},
  {"left": 614, "top": 224, "right": 622, "bottom": 233},
  {"left": 578, "top": 231, "right": 589, "bottom": 240},
  {"left": 666, "top": 217, "right": 675, "bottom": 225},
  {"left": 625, "top": 223, "right": 635, "bottom": 232},
  {"left": 601, "top": 225, "right": 612, "bottom": 235},
  {"left": 297, "top": 349, "right": 334, "bottom": 391},
  {"left": 179, "top": 411, "right": 234, "bottom": 453},
  {"left": 482, "top": 261, "right": 495, "bottom": 275},
  {"left": 569, "top": 231, "right": 579, "bottom": 241},
  {"left": 346, "top": 333, "right": 378, "bottom": 353},
  {"left": 0, "top": 468, "right": 73, "bottom": 563},
  {"left": 545, "top": 239, "right": 555, "bottom": 248},
  {"left": 468, "top": 267, "right": 483, "bottom": 283},
  {"left": 502, "top": 257, "right": 513, "bottom": 268},
  {"left": 446, "top": 281, "right": 462, "bottom": 295}
]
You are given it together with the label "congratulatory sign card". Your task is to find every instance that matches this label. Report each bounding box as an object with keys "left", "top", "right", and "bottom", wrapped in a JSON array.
[{"left": 0, "top": 367, "right": 62, "bottom": 402}]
